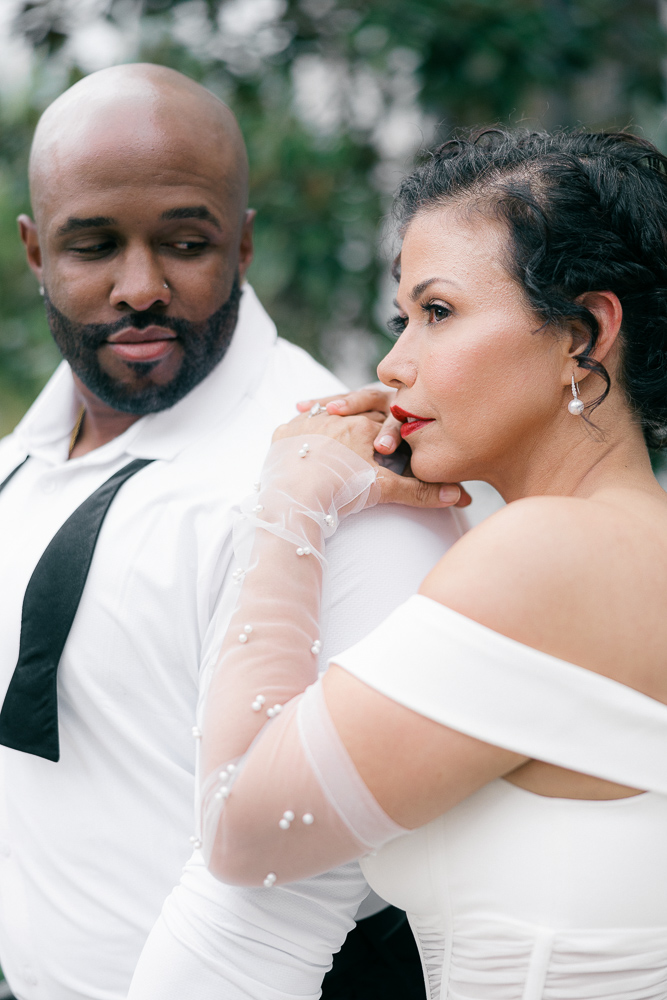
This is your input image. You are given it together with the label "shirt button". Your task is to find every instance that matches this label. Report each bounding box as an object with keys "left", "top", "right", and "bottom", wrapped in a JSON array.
[{"left": 41, "top": 480, "right": 57, "bottom": 494}]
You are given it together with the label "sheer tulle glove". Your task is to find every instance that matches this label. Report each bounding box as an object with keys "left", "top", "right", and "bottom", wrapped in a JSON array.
[{"left": 200, "top": 435, "right": 406, "bottom": 887}]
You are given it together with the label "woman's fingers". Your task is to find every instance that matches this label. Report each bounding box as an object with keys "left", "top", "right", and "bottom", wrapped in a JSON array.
[
  {"left": 378, "top": 470, "right": 472, "bottom": 509},
  {"left": 272, "top": 411, "right": 383, "bottom": 456},
  {"left": 297, "top": 389, "right": 401, "bottom": 453},
  {"left": 453, "top": 486, "right": 473, "bottom": 508},
  {"left": 297, "top": 387, "right": 395, "bottom": 418},
  {"left": 372, "top": 414, "right": 403, "bottom": 455},
  {"left": 380, "top": 472, "right": 459, "bottom": 508},
  {"left": 278, "top": 408, "right": 474, "bottom": 510},
  {"left": 296, "top": 394, "right": 348, "bottom": 414}
]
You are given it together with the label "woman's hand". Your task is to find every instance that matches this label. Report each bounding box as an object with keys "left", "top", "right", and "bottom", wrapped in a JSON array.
[
  {"left": 276, "top": 403, "right": 468, "bottom": 510},
  {"left": 295, "top": 387, "right": 471, "bottom": 509},
  {"left": 297, "top": 385, "right": 403, "bottom": 455}
]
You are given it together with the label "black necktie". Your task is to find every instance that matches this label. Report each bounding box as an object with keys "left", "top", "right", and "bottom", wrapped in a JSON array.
[{"left": 0, "top": 458, "right": 154, "bottom": 762}]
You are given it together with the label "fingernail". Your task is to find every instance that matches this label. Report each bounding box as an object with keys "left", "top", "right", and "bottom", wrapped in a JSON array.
[
  {"left": 296, "top": 400, "right": 312, "bottom": 411},
  {"left": 326, "top": 399, "right": 347, "bottom": 412},
  {"left": 375, "top": 435, "right": 395, "bottom": 451},
  {"left": 439, "top": 485, "right": 461, "bottom": 504}
]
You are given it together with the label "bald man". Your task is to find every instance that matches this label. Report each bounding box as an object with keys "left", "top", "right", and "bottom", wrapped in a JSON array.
[{"left": 0, "top": 64, "right": 461, "bottom": 1000}]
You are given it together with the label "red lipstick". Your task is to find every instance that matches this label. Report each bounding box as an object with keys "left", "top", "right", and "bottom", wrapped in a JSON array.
[{"left": 391, "top": 404, "right": 435, "bottom": 438}]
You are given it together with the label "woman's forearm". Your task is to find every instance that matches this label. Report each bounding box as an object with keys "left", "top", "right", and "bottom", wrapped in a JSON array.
[{"left": 199, "top": 435, "right": 387, "bottom": 884}]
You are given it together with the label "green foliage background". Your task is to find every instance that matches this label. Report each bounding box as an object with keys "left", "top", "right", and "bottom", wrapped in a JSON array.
[
  {"left": 0, "top": 2, "right": 664, "bottom": 988},
  {"left": 0, "top": 0, "right": 665, "bottom": 437}
]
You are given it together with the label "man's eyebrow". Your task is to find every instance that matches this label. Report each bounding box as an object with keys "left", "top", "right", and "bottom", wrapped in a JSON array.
[
  {"left": 160, "top": 206, "right": 222, "bottom": 229},
  {"left": 56, "top": 216, "right": 115, "bottom": 236},
  {"left": 410, "top": 277, "right": 460, "bottom": 300}
]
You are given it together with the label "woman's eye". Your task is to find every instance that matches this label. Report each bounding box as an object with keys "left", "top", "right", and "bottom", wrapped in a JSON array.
[
  {"left": 387, "top": 314, "right": 408, "bottom": 337},
  {"left": 424, "top": 302, "right": 451, "bottom": 323}
]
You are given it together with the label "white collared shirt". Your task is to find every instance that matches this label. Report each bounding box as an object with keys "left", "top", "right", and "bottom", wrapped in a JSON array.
[{"left": 0, "top": 286, "right": 465, "bottom": 1000}]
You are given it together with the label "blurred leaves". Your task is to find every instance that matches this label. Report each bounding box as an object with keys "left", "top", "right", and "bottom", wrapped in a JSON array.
[{"left": 0, "top": 0, "right": 665, "bottom": 432}]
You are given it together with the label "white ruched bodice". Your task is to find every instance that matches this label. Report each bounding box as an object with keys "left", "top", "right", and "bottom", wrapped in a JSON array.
[
  {"left": 334, "top": 596, "right": 667, "bottom": 1000},
  {"left": 363, "top": 785, "right": 667, "bottom": 1000}
]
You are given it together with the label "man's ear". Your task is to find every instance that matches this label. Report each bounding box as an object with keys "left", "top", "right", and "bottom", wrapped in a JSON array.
[
  {"left": 238, "top": 209, "right": 255, "bottom": 281},
  {"left": 570, "top": 290, "right": 623, "bottom": 365},
  {"left": 18, "top": 214, "right": 43, "bottom": 285}
]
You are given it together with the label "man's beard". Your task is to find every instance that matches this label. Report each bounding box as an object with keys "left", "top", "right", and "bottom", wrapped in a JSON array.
[{"left": 43, "top": 274, "right": 242, "bottom": 415}]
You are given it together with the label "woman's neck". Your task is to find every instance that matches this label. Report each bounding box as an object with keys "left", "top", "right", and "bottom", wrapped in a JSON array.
[{"left": 484, "top": 399, "right": 658, "bottom": 505}]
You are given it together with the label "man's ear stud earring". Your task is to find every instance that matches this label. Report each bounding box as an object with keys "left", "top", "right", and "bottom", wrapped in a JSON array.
[{"left": 568, "top": 374, "right": 585, "bottom": 416}]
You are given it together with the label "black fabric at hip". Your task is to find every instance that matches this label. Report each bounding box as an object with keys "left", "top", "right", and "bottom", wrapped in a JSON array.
[{"left": 322, "top": 906, "right": 426, "bottom": 1000}]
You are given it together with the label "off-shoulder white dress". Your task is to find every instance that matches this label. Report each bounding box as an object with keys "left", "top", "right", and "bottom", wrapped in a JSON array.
[
  {"left": 200, "top": 438, "right": 667, "bottom": 1000},
  {"left": 335, "top": 595, "right": 667, "bottom": 1000}
]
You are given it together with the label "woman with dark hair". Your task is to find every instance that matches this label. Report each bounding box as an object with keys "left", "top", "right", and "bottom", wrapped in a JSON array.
[{"left": 197, "top": 130, "right": 667, "bottom": 998}]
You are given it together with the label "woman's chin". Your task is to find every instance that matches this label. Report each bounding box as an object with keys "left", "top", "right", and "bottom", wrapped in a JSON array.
[{"left": 407, "top": 443, "right": 461, "bottom": 485}]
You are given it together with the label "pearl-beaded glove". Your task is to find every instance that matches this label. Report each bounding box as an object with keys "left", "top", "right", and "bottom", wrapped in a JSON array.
[{"left": 199, "top": 435, "right": 406, "bottom": 887}]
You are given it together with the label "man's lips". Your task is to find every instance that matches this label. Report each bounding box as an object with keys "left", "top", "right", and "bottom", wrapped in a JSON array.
[
  {"left": 105, "top": 326, "right": 177, "bottom": 362},
  {"left": 391, "top": 404, "right": 435, "bottom": 438}
]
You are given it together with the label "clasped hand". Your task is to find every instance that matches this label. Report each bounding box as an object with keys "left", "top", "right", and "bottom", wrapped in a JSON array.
[{"left": 270, "top": 386, "right": 471, "bottom": 509}]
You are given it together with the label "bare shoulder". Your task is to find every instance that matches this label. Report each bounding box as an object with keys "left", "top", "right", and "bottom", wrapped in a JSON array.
[
  {"left": 421, "top": 494, "right": 603, "bottom": 621},
  {"left": 420, "top": 493, "right": 667, "bottom": 687}
]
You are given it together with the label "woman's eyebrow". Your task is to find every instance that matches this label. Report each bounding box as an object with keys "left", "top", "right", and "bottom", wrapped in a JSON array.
[{"left": 410, "top": 277, "right": 460, "bottom": 300}]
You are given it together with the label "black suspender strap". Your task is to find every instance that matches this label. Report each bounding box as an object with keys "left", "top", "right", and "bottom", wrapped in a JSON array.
[
  {"left": 0, "top": 458, "right": 155, "bottom": 762},
  {"left": 0, "top": 457, "right": 29, "bottom": 495}
]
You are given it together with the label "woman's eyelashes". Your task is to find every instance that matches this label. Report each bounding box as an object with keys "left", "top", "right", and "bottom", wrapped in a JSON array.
[
  {"left": 422, "top": 301, "right": 452, "bottom": 324},
  {"left": 387, "top": 313, "right": 408, "bottom": 337},
  {"left": 387, "top": 300, "right": 452, "bottom": 337}
]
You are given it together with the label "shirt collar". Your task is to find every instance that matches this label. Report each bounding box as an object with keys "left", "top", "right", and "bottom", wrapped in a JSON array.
[{"left": 13, "top": 284, "right": 277, "bottom": 465}]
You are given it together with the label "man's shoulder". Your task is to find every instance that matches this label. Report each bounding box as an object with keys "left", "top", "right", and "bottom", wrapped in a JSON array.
[
  {"left": 261, "top": 337, "right": 345, "bottom": 404},
  {"left": 330, "top": 503, "right": 466, "bottom": 569},
  {"left": 214, "top": 336, "right": 347, "bottom": 449},
  {"left": 326, "top": 504, "right": 467, "bottom": 599},
  {"left": 171, "top": 341, "right": 342, "bottom": 500},
  {"left": 319, "top": 505, "right": 467, "bottom": 658}
]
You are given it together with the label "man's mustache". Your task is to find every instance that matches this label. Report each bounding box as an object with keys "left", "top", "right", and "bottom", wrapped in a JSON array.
[{"left": 44, "top": 298, "right": 208, "bottom": 347}]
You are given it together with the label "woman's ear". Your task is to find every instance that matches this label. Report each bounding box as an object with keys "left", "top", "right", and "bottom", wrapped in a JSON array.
[{"left": 571, "top": 291, "right": 623, "bottom": 365}]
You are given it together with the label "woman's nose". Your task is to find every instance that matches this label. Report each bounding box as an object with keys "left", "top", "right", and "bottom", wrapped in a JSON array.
[{"left": 377, "top": 336, "right": 417, "bottom": 389}]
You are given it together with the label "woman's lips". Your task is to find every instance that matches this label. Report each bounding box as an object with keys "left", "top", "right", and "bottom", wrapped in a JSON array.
[
  {"left": 105, "top": 325, "right": 177, "bottom": 362},
  {"left": 391, "top": 404, "right": 435, "bottom": 438},
  {"left": 400, "top": 418, "right": 434, "bottom": 438}
]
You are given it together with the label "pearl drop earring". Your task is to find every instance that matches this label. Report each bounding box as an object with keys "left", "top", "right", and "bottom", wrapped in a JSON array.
[{"left": 568, "top": 374, "right": 585, "bottom": 416}]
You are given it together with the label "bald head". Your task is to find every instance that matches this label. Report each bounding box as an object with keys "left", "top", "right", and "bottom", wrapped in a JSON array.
[
  {"left": 19, "top": 63, "right": 256, "bottom": 420},
  {"left": 29, "top": 63, "right": 248, "bottom": 225}
]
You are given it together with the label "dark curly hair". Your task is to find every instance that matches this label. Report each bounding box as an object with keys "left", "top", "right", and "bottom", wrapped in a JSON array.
[{"left": 393, "top": 129, "right": 667, "bottom": 450}]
